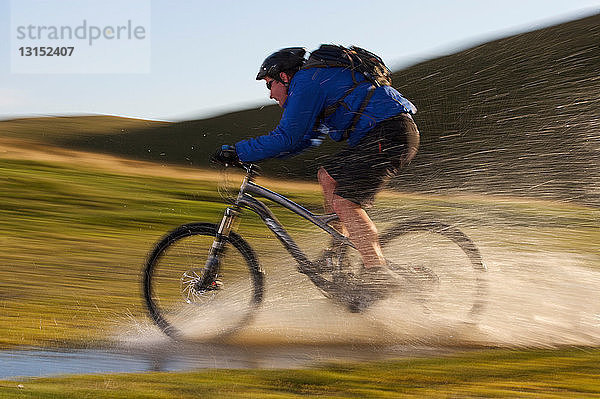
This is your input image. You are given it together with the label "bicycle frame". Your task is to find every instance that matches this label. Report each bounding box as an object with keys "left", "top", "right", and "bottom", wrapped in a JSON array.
[
  {"left": 209, "top": 165, "right": 354, "bottom": 276},
  {"left": 146, "top": 164, "right": 488, "bottom": 330}
]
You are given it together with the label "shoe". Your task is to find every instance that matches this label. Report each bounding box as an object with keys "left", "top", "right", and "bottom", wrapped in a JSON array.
[
  {"left": 357, "top": 262, "right": 403, "bottom": 294},
  {"left": 345, "top": 264, "right": 401, "bottom": 312}
]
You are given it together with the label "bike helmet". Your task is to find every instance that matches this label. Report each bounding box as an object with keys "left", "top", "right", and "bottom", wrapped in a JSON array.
[{"left": 256, "top": 47, "right": 307, "bottom": 81}]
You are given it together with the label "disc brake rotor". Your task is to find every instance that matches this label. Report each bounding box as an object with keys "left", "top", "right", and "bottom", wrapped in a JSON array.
[{"left": 181, "top": 268, "right": 219, "bottom": 305}]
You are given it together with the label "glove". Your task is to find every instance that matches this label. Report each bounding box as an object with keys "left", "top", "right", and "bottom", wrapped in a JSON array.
[{"left": 211, "top": 145, "right": 240, "bottom": 166}]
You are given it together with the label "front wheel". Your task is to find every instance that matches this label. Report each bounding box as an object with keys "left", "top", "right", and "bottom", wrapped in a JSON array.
[{"left": 142, "top": 223, "right": 264, "bottom": 340}]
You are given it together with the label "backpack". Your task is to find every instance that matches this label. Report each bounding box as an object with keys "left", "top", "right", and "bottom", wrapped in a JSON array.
[
  {"left": 302, "top": 44, "right": 392, "bottom": 87},
  {"left": 301, "top": 44, "right": 393, "bottom": 140}
]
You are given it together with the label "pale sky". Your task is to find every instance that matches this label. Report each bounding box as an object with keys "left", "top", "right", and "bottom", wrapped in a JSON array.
[{"left": 0, "top": 0, "right": 598, "bottom": 121}]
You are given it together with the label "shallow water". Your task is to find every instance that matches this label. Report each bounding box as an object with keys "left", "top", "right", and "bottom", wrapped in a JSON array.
[
  {"left": 0, "top": 343, "right": 454, "bottom": 379},
  {"left": 3, "top": 204, "right": 598, "bottom": 380}
]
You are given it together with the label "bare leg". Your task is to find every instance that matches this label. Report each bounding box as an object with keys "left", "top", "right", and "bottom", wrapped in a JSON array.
[
  {"left": 318, "top": 167, "right": 345, "bottom": 235},
  {"left": 317, "top": 167, "right": 337, "bottom": 215},
  {"left": 318, "top": 167, "right": 386, "bottom": 269},
  {"left": 332, "top": 195, "right": 386, "bottom": 269}
]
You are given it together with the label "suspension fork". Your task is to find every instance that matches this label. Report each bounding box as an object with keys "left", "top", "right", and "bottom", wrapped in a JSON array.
[
  {"left": 198, "top": 206, "right": 240, "bottom": 289},
  {"left": 216, "top": 205, "right": 240, "bottom": 248},
  {"left": 199, "top": 171, "right": 253, "bottom": 289}
]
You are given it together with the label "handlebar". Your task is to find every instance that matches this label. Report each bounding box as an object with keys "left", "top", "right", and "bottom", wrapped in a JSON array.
[
  {"left": 212, "top": 157, "right": 261, "bottom": 177},
  {"left": 241, "top": 163, "right": 261, "bottom": 177}
]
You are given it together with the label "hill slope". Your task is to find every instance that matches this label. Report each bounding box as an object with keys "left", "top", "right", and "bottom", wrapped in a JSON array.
[
  {"left": 393, "top": 12, "right": 599, "bottom": 204},
  {"left": 0, "top": 115, "right": 168, "bottom": 142}
]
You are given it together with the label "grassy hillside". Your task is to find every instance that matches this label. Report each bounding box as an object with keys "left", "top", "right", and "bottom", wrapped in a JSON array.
[
  {"left": 393, "top": 13, "right": 599, "bottom": 205},
  {"left": 1, "top": 14, "right": 598, "bottom": 205},
  {"left": 0, "top": 115, "right": 168, "bottom": 142}
]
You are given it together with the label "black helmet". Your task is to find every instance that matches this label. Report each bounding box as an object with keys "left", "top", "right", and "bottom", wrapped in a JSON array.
[{"left": 256, "top": 47, "right": 306, "bottom": 81}]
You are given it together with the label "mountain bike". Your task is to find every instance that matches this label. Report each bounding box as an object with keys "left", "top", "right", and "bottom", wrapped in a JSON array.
[{"left": 142, "top": 163, "right": 487, "bottom": 340}]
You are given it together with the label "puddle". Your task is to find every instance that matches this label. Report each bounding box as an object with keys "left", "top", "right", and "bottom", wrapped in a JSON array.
[{"left": 0, "top": 343, "right": 453, "bottom": 380}]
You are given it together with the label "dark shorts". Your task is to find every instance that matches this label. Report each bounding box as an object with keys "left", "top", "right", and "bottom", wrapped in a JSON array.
[{"left": 321, "top": 113, "right": 419, "bottom": 207}]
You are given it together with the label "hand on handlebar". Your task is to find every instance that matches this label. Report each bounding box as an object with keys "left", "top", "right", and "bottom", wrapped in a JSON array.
[{"left": 211, "top": 145, "right": 241, "bottom": 167}]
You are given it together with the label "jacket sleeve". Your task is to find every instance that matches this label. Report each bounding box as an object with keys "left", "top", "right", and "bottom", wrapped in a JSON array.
[{"left": 234, "top": 74, "right": 326, "bottom": 163}]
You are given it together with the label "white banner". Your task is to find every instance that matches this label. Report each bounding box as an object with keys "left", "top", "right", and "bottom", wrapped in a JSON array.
[{"left": 10, "top": 0, "right": 151, "bottom": 74}]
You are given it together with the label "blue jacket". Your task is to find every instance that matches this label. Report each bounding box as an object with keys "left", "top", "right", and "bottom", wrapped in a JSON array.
[{"left": 235, "top": 67, "right": 416, "bottom": 162}]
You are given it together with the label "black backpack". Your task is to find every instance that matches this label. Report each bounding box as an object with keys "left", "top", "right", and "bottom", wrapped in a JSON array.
[
  {"left": 302, "top": 44, "right": 392, "bottom": 87},
  {"left": 301, "top": 44, "right": 393, "bottom": 139}
]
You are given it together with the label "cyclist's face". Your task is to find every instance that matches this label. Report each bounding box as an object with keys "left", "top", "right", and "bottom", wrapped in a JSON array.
[{"left": 265, "top": 73, "right": 290, "bottom": 108}]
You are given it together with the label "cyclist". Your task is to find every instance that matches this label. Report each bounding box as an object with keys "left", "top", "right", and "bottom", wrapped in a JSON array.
[{"left": 213, "top": 46, "right": 420, "bottom": 290}]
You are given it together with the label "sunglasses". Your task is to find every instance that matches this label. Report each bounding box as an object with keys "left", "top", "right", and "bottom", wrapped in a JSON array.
[{"left": 266, "top": 79, "right": 276, "bottom": 90}]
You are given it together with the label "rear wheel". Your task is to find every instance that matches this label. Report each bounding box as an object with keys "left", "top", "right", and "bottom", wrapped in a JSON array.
[
  {"left": 378, "top": 220, "right": 487, "bottom": 319},
  {"left": 324, "top": 220, "right": 486, "bottom": 318},
  {"left": 143, "top": 223, "right": 264, "bottom": 340}
]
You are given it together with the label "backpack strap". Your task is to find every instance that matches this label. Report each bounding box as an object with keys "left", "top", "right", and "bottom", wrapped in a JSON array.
[
  {"left": 313, "top": 82, "right": 376, "bottom": 140},
  {"left": 342, "top": 85, "right": 375, "bottom": 140},
  {"left": 317, "top": 80, "right": 364, "bottom": 122}
]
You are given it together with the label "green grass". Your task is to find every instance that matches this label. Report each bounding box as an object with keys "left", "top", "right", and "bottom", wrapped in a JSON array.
[
  {"left": 0, "top": 150, "right": 599, "bottom": 398},
  {"left": 0, "top": 158, "right": 323, "bottom": 348},
  {"left": 1, "top": 348, "right": 600, "bottom": 398},
  {"left": 0, "top": 156, "right": 598, "bottom": 348}
]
